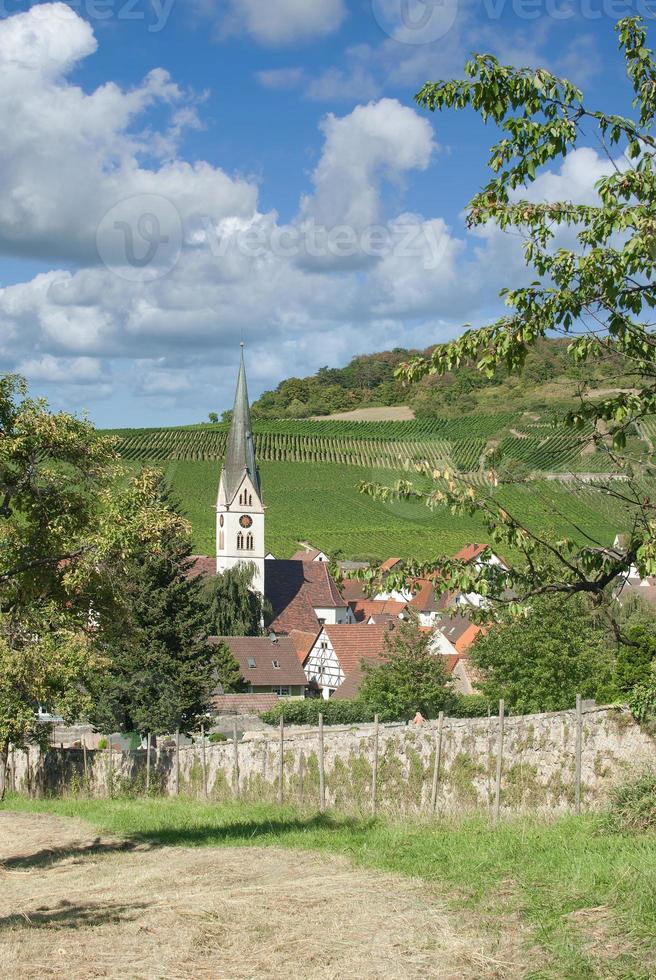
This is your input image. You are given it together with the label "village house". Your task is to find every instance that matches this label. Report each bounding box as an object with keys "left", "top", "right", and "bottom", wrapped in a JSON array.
[
  {"left": 303, "top": 623, "right": 393, "bottom": 699},
  {"left": 210, "top": 636, "right": 307, "bottom": 698}
]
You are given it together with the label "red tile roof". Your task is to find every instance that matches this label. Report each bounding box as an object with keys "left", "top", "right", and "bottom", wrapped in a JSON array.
[
  {"left": 210, "top": 636, "right": 308, "bottom": 687},
  {"left": 211, "top": 693, "right": 279, "bottom": 714},
  {"left": 289, "top": 629, "right": 319, "bottom": 664},
  {"left": 349, "top": 599, "right": 406, "bottom": 622},
  {"left": 323, "top": 623, "right": 394, "bottom": 676},
  {"left": 290, "top": 546, "right": 326, "bottom": 562},
  {"left": 380, "top": 557, "right": 402, "bottom": 573},
  {"left": 265, "top": 560, "right": 346, "bottom": 634},
  {"left": 340, "top": 578, "right": 368, "bottom": 602},
  {"left": 184, "top": 555, "right": 216, "bottom": 579},
  {"left": 407, "top": 579, "right": 440, "bottom": 613}
]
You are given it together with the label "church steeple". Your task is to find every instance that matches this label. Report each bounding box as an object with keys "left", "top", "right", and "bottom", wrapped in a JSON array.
[
  {"left": 216, "top": 345, "right": 265, "bottom": 594},
  {"left": 222, "top": 343, "right": 261, "bottom": 505}
]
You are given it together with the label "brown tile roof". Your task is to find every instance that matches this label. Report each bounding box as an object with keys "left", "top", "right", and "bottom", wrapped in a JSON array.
[
  {"left": 349, "top": 599, "right": 406, "bottom": 623},
  {"left": 380, "top": 557, "right": 402, "bottom": 573},
  {"left": 436, "top": 615, "right": 484, "bottom": 654},
  {"left": 265, "top": 560, "right": 346, "bottom": 634},
  {"left": 452, "top": 543, "right": 509, "bottom": 569},
  {"left": 184, "top": 555, "right": 216, "bottom": 579},
  {"left": 290, "top": 546, "right": 325, "bottom": 561},
  {"left": 210, "top": 693, "right": 279, "bottom": 714},
  {"left": 210, "top": 636, "right": 307, "bottom": 687},
  {"left": 289, "top": 629, "right": 319, "bottom": 664},
  {"left": 407, "top": 579, "right": 440, "bottom": 613},
  {"left": 323, "top": 623, "right": 394, "bottom": 676},
  {"left": 340, "top": 578, "right": 368, "bottom": 602}
]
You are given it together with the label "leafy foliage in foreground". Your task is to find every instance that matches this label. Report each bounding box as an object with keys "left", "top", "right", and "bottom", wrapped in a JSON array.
[{"left": 363, "top": 16, "right": 656, "bottom": 613}]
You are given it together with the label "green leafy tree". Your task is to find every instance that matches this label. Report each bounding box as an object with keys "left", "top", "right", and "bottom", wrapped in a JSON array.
[
  {"left": 89, "top": 481, "right": 220, "bottom": 738},
  {"left": 358, "top": 615, "right": 456, "bottom": 721},
  {"left": 208, "top": 412, "right": 219, "bottom": 424},
  {"left": 612, "top": 598, "right": 656, "bottom": 695},
  {"left": 203, "top": 562, "right": 269, "bottom": 637},
  {"left": 470, "top": 595, "right": 614, "bottom": 713},
  {"left": 0, "top": 376, "right": 185, "bottom": 797},
  {"left": 361, "top": 17, "right": 656, "bottom": 619},
  {"left": 212, "top": 640, "right": 245, "bottom": 694}
]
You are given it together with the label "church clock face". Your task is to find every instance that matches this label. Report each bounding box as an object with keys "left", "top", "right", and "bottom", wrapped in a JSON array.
[{"left": 239, "top": 515, "right": 253, "bottom": 529}]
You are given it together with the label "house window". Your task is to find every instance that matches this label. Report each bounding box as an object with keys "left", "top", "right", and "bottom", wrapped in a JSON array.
[
  {"left": 272, "top": 685, "right": 291, "bottom": 696},
  {"left": 247, "top": 657, "right": 256, "bottom": 669},
  {"left": 272, "top": 659, "right": 281, "bottom": 669},
  {"left": 237, "top": 532, "right": 244, "bottom": 550},
  {"left": 320, "top": 640, "right": 328, "bottom": 650},
  {"left": 318, "top": 618, "right": 326, "bottom": 626}
]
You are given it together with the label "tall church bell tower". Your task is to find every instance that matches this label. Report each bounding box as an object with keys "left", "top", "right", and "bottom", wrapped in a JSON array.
[{"left": 216, "top": 345, "right": 265, "bottom": 594}]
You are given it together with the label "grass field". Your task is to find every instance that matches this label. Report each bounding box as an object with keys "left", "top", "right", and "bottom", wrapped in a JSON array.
[
  {"left": 143, "top": 459, "right": 631, "bottom": 560},
  {"left": 3, "top": 796, "right": 655, "bottom": 978}
]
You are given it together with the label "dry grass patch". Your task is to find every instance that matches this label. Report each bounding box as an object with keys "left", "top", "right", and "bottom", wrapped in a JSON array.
[{"left": 0, "top": 811, "right": 525, "bottom": 979}]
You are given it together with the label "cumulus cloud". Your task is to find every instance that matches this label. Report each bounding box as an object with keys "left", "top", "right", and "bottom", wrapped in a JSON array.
[
  {"left": 208, "top": 0, "right": 346, "bottom": 45},
  {"left": 0, "top": 6, "right": 498, "bottom": 423}
]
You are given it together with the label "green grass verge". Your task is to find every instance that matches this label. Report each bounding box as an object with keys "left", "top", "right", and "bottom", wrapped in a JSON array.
[{"left": 3, "top": 795, "right": 654, "bottom": 978}]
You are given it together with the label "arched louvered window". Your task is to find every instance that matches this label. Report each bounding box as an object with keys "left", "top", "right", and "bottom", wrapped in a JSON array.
[
  {"left": 237, "top": 532, "right": 244, "bottom": 550},
  {"left": 246, "top": 533, "right": 254, "bottom": 551}
]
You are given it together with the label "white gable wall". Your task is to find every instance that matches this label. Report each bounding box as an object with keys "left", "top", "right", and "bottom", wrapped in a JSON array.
[{"left": 304, "top": 629, "right": 344, "bottom": 699}]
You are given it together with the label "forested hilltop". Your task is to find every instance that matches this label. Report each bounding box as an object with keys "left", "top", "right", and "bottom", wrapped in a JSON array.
[{"left": 249, "top": 339, "right": 629, "bottom": 419}]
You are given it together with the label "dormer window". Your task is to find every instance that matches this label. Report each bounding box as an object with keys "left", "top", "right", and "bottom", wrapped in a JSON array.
[{"left": 272, "top": 659, "right": 281, "bottom": 669}]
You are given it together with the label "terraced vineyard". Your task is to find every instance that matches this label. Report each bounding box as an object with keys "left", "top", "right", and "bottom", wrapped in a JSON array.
[
  {"left": 108, "top": 412, "right": 625, "bottom": 477},
  {"left": 130, "top": 459, "right": 634, "bottom": 560},
  {"left": 108, "top": 411, "right": 647, "bottom": 559}
]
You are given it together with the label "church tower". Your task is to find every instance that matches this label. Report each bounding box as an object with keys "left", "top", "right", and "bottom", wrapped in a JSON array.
[{"left": 216, "top": 345, "right": 265, "bottom": 594}]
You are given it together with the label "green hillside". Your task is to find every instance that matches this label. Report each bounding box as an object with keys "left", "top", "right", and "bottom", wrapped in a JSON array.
[
  {"left": 124, "top": 459, "right": 631, "bottom": 562},
  {"left": 246, "top": 338, "right": 631, "bottom": 419}
]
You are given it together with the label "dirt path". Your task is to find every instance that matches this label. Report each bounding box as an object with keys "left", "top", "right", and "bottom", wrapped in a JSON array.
[
  {"left": 0, "top": 811, "right": 523, "bottom": 979},
  {"left": 314, "top": 406, "right": 416, "bottom": 422}
]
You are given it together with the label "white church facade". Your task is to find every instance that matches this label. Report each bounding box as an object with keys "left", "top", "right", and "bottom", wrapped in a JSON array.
[{"left": 215, "top": 344, "right": 266, "bottom": 595}]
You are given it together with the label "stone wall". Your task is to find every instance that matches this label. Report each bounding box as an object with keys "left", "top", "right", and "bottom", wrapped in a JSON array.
[{"left": 7, "top": 706, "right": 656, "bottom": 814}]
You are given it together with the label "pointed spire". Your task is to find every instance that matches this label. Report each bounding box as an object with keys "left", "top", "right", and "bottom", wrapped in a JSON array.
[{"left": 222, "top": 344, "right": 261, "bottom": 503}]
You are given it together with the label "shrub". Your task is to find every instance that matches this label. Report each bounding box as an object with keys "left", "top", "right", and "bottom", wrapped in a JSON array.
[
  {"left": 208, "top": 732, "right": 228, "bottom": 743},
  {"left": 628, "top": 666, "right": 656, "bottom": 731},
  {"left": 97, "top": 737, "right": 107, "bottom": 750},
  {"left": 606, "top": 769, "right": 656, "bottom": 833},
  {"left": 453, "top": 694, "right": 493, "bottom": 718},
  {"left": 260, "top": 700, "right": 375, "bottom": 726}
]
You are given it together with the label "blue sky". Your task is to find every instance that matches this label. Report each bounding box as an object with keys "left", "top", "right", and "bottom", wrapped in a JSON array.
[{"left": 0, "top": 0, "right": 649, "bottom": 426}]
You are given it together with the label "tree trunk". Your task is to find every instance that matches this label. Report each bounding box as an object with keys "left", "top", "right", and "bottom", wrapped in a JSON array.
[{"left": 0, "top": 742, "right": 8, "bottom": 802}]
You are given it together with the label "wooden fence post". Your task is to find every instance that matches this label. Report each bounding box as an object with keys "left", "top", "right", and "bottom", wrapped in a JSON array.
[
  {"left": 82, "top": 736, "right": 88, "bottom": 788},
  {"left": 371, "top": 714, "right": 379, "bottom": 815},
  {"left": 278, "top": 715, "right": 284, "bottom": 806},
  {"left": 175, "top": 728, "right": 180, "bottom": 796},
  {"left": 145, "top": 733, "right": 151, "bottom": 795},
  {"left": 318, "top": 713, "right": 326, "bottom": 813},
  {"left": 494, "top": 699, "right": 505, "bottom": 824},
  {"left": 430, "top": 711, "right": 444, "bottom": 816},
  {"left": 232, "top": 722, "right": 240, "bottom": 798},
  {"left": 200, "top": 725, "right": 207, "bottom": 799},
  {"left": 108, "top": 739, "right": 113, "bottom": 799},
  {"left": 575, "top": 694, "right": 583, "bottom": 815}
]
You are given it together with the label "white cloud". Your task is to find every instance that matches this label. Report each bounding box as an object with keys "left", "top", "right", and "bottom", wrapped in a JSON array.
[
  {"left": 0, "top": 4, "right": 256, "bottom": 265},
  {"left": 256, "top": 68, "right": 305, "bottom": 90},
  {"left": 0, "top": 6, "right": 497, "bottom": 422},
  {"left": 212, "top": 0, "right": 346, "bottom": 45},
  {"left": 300, "top": 99, "right": 435, "bottom": 230}
]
